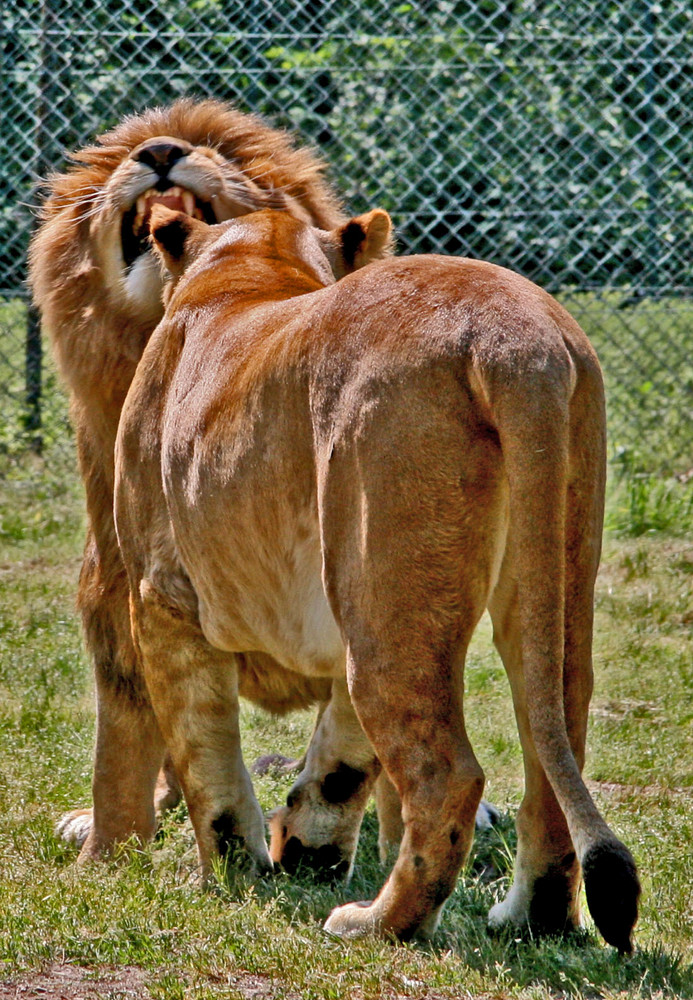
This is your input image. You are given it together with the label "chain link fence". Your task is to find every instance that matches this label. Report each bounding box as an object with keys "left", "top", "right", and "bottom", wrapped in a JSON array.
[{"left": 1, "top": 1, "right": 692, "bottom": 473}]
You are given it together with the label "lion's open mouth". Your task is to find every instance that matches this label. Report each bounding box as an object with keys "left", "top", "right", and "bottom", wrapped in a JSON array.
[{"left": 121, "top": 184, "right": 216, "bottom": 267}]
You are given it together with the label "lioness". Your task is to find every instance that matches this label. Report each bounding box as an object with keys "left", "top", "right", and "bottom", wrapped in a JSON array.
[
  {"left": 113, "top": 204, "right": 639, "bottom": 950},
  {"left": 28, "top": 99, "right": 344, "bottom": 857}
]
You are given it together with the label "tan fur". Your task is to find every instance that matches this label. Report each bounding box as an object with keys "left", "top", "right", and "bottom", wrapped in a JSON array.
[
  {"left": 28, "top": 101, "right": 344, "bottom": 859},
  {"left": 113, "top": 207, "right": 639, "bottom": 948}
]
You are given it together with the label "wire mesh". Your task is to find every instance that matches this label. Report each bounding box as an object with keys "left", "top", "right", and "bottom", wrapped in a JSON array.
[{"left": 1, "top": 1, "right": 691, "bottom": 472}]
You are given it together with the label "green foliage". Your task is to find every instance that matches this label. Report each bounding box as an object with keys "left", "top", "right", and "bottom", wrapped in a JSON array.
[
  {"left": 3, "top": 3, "right": 693, "bottom": 470},
  {"left": 564, "top": 292, "right": 693, "bottom": 477},
  {"left": 607, "top": 460, "right": 693, "bottom": 537},
  {"left": 5, "top": 4, "right": 693, "bottom": 287},
  {"left": 0, "top": 300, "right": 73, "bottom": 461}
]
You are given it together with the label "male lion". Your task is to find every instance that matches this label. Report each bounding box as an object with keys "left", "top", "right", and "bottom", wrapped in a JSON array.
[
  {"left": 112, "top": 204, "right": 640, "bottom": 951},
  {"left": 28, "top": 99, "right": 344, "bottom": 857}
]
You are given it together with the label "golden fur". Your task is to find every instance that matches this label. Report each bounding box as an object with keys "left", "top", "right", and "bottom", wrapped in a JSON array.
[
  {"left": 29, "top": 100, "right": 344, "bottom": 857},
  {"left": 112, "top": 206, "right": 639, "bottom": 949}
]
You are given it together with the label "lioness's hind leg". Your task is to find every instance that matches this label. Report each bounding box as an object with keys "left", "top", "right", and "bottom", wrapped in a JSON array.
[
  {"left": 133, "top": 581, "right": 271, "bottom": 877},
  {"left": 487, "top": 565, "right": 582, "bottom": 936},
  {"left": 374, "top": 773, "right": 499, "bottom": 863},
  {"left": 322, "top": 531, "right": 499, "bottom": 936},
  {"left": 325, "top": 637, "right": 485, "bottom": 941},
  {"left": 373, "top": 772, "right": 403, "bottom": 864},
  {"left": 320, "top": 393, "right": 507, "bottom": 939},
  {"left": 487, "top": 454, "right": 639, "bottom": 950}
]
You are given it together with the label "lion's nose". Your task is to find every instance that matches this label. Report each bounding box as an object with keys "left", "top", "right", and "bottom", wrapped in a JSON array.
[{"left": 132, "top": 141, "right": 189, "bottom": 177}]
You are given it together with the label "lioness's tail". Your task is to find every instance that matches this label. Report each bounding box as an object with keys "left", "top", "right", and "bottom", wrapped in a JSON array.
[{"left": 479, "top": 330, "right": 640, "bottom": 953}]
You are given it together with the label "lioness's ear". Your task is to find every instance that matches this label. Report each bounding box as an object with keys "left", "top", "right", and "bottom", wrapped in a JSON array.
[
  {"left": 148, "top": 205, "right": 211, "bottom": 277},
  {"left": 332, "top": 209, "right": 393, "bottom": 277}
]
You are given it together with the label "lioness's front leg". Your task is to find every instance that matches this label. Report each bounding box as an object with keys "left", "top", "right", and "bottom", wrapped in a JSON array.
[
  {"left": 268, "top": 679, "right": 380, "bottom": 878},
  {"left": 132, "top": 580, "right": 271, "bottom": 876}
]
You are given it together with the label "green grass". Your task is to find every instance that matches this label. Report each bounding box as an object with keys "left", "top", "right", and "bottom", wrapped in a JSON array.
[
  {"left": 562, "top": 291, "right": 693, "bottom": 477},
  {"left": 0, "top": 301, "right": 71, "bottom": 459},
  {"left": 0, "top": 295, "right": 692, "bottom": 997},
  {"left": 1, "top": 438, "right": 692, "bottom": 998}
]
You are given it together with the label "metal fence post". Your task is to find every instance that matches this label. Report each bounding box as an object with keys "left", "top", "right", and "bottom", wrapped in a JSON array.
[
  {"left": 24, "top": 306, "right": 43, "bottom": 455},
  {"left": 643, "top": 0, "right": 660, "bottom": 299}
]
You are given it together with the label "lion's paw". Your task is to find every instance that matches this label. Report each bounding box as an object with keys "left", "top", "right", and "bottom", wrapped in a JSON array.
[
  {"left": 487, "top": 884, "right": 530, "bottom": 932},
  {"left": 55, "top": 808, "right": 93, "bottom": 848},
  {"left": 475, "top": 799, "right": 500, "bottom": 830},
  {"left": 324, "top": 900, "right": 377, "bottom": 939}
]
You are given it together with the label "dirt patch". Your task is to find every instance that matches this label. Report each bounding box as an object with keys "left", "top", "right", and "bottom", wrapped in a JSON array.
[
  {"left": 0, "top": 964, "right": 149, "bottom": 999},
  {"left": 0, "top": 964, "right": 305, "bottom": 1000},
  {"left": 203, "top": 971, "right": 302, "bottom": 999},
  {"left": 0, "top": 966, "right": 466, "bottom": 999}
]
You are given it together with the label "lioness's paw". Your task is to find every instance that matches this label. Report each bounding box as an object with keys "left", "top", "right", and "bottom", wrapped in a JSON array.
[
  {"left": 475, "top": 799, "right": 500, "bottom": 830},
  {"left": 55, "top": 808, "right": 93, "bottom": 848},
  {"left": 324, "top": 900, "right": 376, "bottom": 939}
]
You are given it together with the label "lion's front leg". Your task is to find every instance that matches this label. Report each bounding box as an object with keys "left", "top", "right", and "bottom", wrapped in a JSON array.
[
  {"left": 268, "top": 679, "right": 380, "bottom": 879},
  {"left": 487, "top": 560, "right": 583, "bottom": 938},
  {"left": 58, "top": 532, "right": 166, "bottom": 859},
  {"left": 132, "top": 580, "right": 271, "bottom": 877},
  {"left": 153, "top": 753, "right": 183, "bottom": 815},
  {"left": 78, "top": 673, "right": 166, "bottom": 860},
  {"left": 57, "top": 523, "right": 183, "bottom": 853}
]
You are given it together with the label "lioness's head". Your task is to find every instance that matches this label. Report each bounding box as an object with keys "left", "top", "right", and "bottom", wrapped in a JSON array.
[{"left": 148, "top": 204, "right": 393, "bottom": 303}]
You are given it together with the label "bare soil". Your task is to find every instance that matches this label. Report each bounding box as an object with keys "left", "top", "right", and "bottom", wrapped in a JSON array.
[{"left": 0, "top": 964, "right": 304, "bottom": 1000}]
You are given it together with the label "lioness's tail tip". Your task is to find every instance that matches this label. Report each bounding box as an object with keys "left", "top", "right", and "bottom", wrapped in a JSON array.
[{"left": 583, "top": 839, "right": 640, "bottom": 954}]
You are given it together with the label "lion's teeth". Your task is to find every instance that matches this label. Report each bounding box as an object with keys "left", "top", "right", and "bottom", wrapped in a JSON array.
[
  {"left": 131, "top": 187, "right": 198, "bottom": 232},
  {"left": 182, "top": 191, "right": 196, "bottom": 216}
]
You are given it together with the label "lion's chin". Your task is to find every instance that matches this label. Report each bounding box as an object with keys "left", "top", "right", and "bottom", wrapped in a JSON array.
[{"left": 123, "top": 251, "right": 167, "bottom": 322}]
